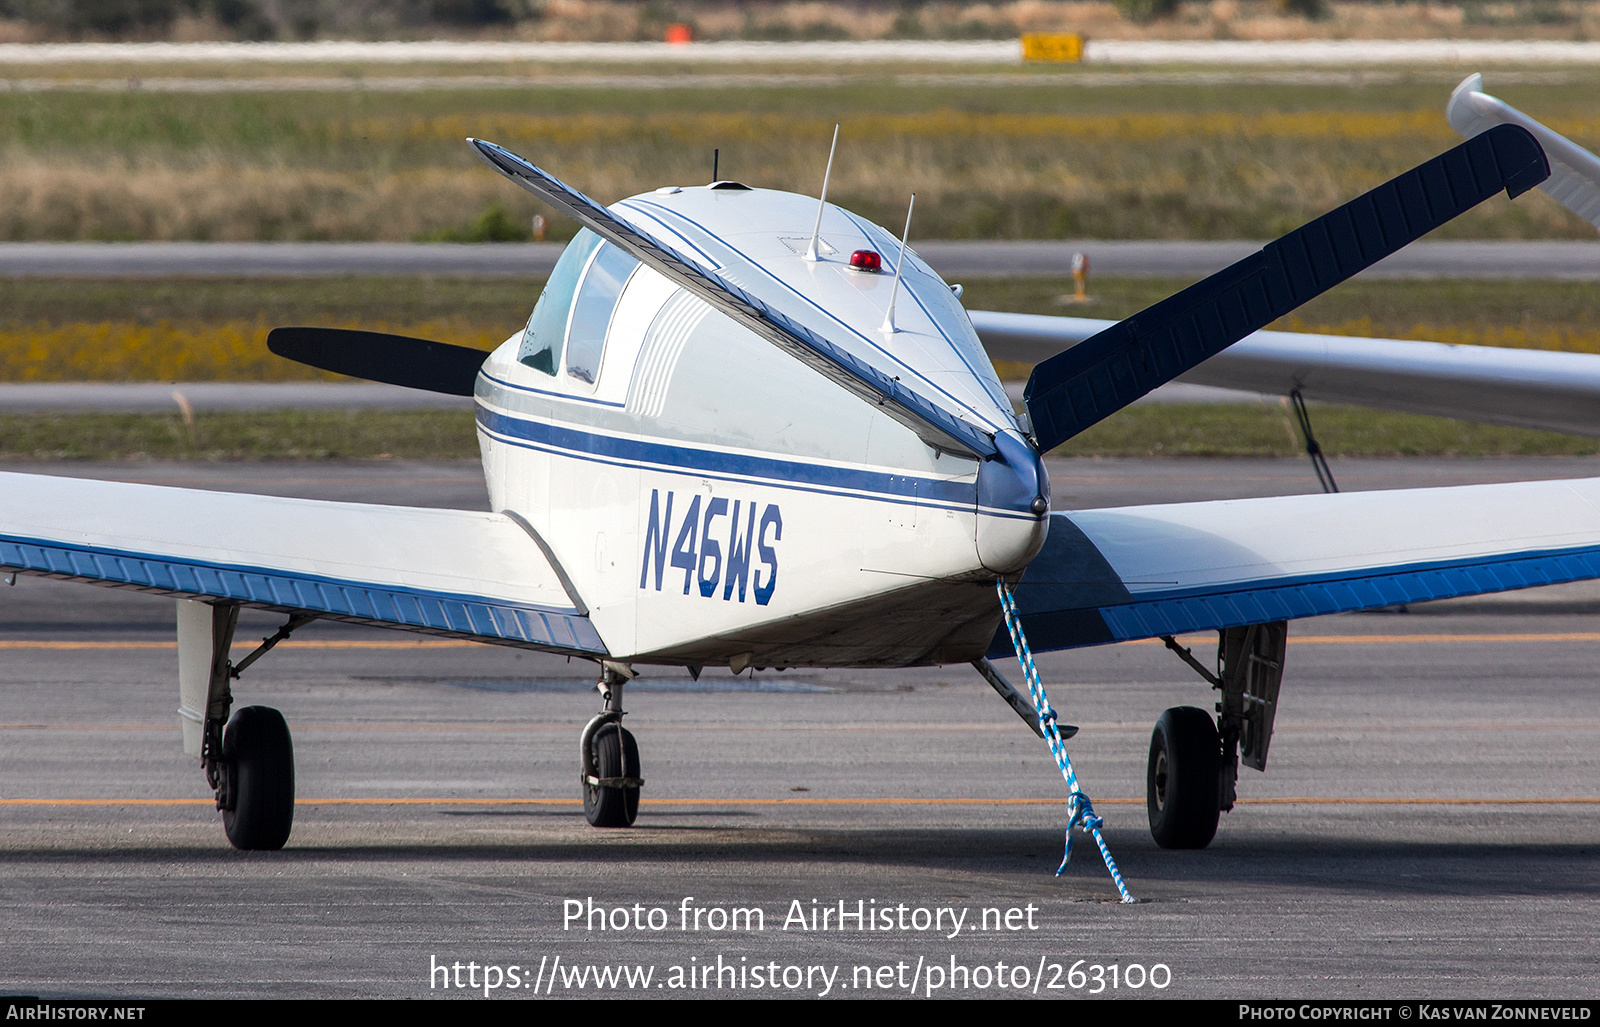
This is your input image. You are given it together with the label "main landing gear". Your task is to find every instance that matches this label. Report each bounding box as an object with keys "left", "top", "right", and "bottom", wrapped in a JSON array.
[
  {"left": 579, "top": 662, "right": 643, "bottom": 827},
  {"left": 1150, "top": 621, "right": 1288, "bottom": 849},
  {"left": 177, "top": 599, "right": 310, "bottom": 851}
]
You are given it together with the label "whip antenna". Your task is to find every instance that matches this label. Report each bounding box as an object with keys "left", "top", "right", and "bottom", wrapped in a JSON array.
[
  {"left": 804, "top": 124, "right": 840, "bottom": 262},
  {"left": 880, "top": 193, "right": 915, "bottom": 334}
]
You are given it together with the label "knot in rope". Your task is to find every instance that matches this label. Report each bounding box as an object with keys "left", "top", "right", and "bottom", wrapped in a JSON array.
[{"left": 997, "top": 579, "right": 1135, "bottom": 902}]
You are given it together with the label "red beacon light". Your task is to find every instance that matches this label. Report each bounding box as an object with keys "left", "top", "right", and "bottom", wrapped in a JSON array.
[{"left": 848, "top": 249, "right": 883, "bottom": 273}]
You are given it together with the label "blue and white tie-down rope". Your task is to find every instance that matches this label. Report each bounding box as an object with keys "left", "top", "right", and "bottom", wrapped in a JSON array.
[{"left": 997, "top": 580, "right": 1135, "bottom": 903}]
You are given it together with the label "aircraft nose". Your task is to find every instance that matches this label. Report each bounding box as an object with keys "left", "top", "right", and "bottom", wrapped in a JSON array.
[{"left": 976, "top": 429, "right": 1051, "bottom": 573}]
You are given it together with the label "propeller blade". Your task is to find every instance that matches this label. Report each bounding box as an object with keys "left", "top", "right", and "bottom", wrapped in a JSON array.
[
  {"left": 1023, "top": 124, "right": 1550, "bottom": 453},
  {"left": 267, "top": 327, "right": 488, "bottom": 397}
]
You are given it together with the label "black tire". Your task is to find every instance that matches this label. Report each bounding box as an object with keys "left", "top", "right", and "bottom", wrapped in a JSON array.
[
  {"left": 220, "top": 706, "right": 295, "bottom": 851},
  {"left": 1147, "top": 706, "right": 1222, "bottom": 850},
  {"left": 583, "top": 723, "right": 640, "bottom": 828}
]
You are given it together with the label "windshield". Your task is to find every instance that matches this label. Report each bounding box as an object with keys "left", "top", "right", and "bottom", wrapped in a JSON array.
[
  {"left": 566, "top": 242, "right": 641, "bottom": 385},
  {"left": 518, "top": 229, "right": 602, "bottom": 375}
]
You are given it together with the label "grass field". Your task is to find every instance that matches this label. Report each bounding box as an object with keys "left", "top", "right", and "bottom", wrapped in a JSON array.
[
  {"left": 0, "top": 274, "right": 1593, "bottom": 459},
  {"left": 0, "top": 410, "right": 480, "bottom": 460},
  {"left": 0, "top": 270, "right": 1581, "bottom": 461},
  {"left": 0, "top": 404, "right": 1586, "bottom": 461},
  {"left": 3, "top": 75, "right": 1597, "bottom": 241},
  {"left": 3, "top": 275, "right": 1593, "bottom": 382}
]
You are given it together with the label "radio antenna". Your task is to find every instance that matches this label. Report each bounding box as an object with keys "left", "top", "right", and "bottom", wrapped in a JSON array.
[
  {"left": 712, "top": 148, "right": 719, "bottom": 182},
  {"left": 880, "top": 193, "right": 915, "bottom": 334},
  {"left": 803, "top": 124, "right": 840, "bottom": 262}
]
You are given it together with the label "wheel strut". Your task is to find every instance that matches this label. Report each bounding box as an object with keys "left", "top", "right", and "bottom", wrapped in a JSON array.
[
  {"left": 1151, "top": 622, "right": 1288, "bottom": 848},
  {"left": 579, "top": 662, "right": 643, "bottom": 827},
  {"left": 176, "top": 599, "right": 300, "bottom": 850}
]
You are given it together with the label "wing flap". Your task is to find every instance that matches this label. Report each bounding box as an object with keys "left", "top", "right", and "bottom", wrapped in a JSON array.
[
  {"left": 0, "top": 472, "right": 606, "bottom": 655},
  {"left": 994, "top": 477, "right": 1600, "bottom": 654}
]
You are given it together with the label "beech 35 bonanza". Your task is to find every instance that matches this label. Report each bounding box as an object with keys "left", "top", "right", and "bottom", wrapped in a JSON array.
[{"left": 4, "top": 77, "right": 1600, "bottom": 859}]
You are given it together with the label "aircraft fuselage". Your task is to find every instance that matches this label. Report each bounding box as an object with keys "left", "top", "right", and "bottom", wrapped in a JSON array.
[{"left": 473, "top": 185, "right": 1050, "bottom": 668}]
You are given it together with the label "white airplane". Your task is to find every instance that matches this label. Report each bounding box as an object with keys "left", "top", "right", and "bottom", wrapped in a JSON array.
[{"left": 3, "top": 76, "right": 1597, "bottom": 862}]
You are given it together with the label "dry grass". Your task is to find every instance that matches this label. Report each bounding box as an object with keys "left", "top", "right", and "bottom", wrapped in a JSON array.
[
  {"left": 2, "top": 79, "right": 1597, "bottom": 241},
  {"left": 1056, "top": 403, "right": 1599, "bottom": 457},
  {"left": 0, "top": 162, "right": 522, "bottom": 242},
  {"left": 2, "top": 276, "right": 1592, "bottom": 383},
  {"left": 0, "top": 319, "right": 502, "bottom": 382},
  {"left": 0, "top": 410, "right": 479, "bottom": 460},
  {"left": 1283, "top": 317, "right": 1600, "bottom": 355}
]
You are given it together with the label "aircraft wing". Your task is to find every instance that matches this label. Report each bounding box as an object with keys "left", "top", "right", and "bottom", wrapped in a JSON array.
[
  {"left": 970, "top": 310, "right": 1600, "bottom": 437},
  {"left": 1448, "top": 73, "right": 1600, "bottom": 232},
  {"left": 993, "top": 476, "right": 1600, "bottom": 655},
  {"left": 0, "top": 471, "right": 605, "bottom": 655}
]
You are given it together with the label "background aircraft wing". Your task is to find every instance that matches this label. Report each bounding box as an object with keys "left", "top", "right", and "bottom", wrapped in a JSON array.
[
  {"left": 970, "top": 310, "right": 1600, "bottom": 438},
  {"left": 1449, "top": 73, "right": 1600, "bottom": 232},
  {"left": 0, "top": 471, "right": 605, "bottom": 656},
  {"left": 993, "top": 476, "right": 1600, "bottom": 655},
  {"left": 1018, "top": 125, "right": 1549, "bottom": 452}
]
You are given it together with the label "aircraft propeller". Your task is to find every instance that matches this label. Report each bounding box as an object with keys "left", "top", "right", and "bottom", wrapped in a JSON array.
[{"left": 266, "top": 326, "right": 489, "bottom": 397}]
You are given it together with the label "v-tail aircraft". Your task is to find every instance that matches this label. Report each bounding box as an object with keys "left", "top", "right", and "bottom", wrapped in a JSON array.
[{"left": 4, "top": 76, "right": 1599, "bottom": 860}]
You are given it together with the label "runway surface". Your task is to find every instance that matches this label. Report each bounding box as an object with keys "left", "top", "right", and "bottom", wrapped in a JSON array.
[
  {"left": 2, "top": 69, "right": 1591, "bottom": 94},
  {"left": 2, "top": 458, "right": 1598, "bottom": 999},
  {"left": 3, "top": 240, "right": 1596, "bottom": 280},
  {"left": 5, "top": 38, "right": 1600, "bottom": 66}
]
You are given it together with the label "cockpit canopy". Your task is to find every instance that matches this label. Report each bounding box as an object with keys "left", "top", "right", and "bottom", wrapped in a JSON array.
[{"left": 518, "top": 228, "right": 641, "bottom": 384}]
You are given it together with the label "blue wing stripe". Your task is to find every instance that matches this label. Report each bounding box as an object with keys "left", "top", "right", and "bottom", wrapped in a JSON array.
[
  {"left": 989, "top": 542, "right": 1600, "bottom": 657},
  {"left": 0, "top": 534, "right": 606, "bottom": 656}
]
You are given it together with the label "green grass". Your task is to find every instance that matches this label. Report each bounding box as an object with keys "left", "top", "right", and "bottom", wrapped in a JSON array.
[
  {"left": 0, "top": 404, "right": 1588, "bottom": 461},
  {"left": 958, "top": 276, "right": 1600, "bottom": 328},
  {"left": 0, "top": 274, "right": 1592, "bottom": 459},
  {"left": 0, "top": 276, "right": 543, "bottom": 326},
  {"left": 962, "top": 277, "right": 1600, "bottom": 366},
  {"left": 0, "top": 410, "right": 480, "bottom": 460},
  {"left": 4, "top": 274, "right": 1592, "bottom": 338},
  {"left": 1055, "top": 404, "right": 1598, "bottom": 458}
]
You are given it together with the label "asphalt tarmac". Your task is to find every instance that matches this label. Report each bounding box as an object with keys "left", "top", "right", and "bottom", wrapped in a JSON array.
[
  {"left": 2, "top": 458, "right": 1597, "bottom": 1000},
  {"left": 3, "top": 240, "right": 1596, "bottom": 280}
]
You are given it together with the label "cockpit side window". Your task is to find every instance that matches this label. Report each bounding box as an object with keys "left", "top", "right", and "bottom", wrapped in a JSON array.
[
  {"left": 565, "top": 242, "right": 640, "bottom": 386},
  {"left": 518, "top": 229, "right": 601, "bottom": 375}
]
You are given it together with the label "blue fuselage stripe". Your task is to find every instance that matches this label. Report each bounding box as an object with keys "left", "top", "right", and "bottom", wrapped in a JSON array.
[{"left": 475, "top": 404, "right": 996, "bottom": 512}]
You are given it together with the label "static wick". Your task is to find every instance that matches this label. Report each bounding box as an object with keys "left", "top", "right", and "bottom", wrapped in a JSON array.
[
  {"left": 803, "top": 124, "right": 841, "bottom": 263},
  {"left": 880, "top": 193, "right": 915, "bottom": 334}
]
